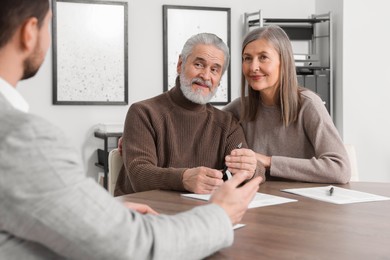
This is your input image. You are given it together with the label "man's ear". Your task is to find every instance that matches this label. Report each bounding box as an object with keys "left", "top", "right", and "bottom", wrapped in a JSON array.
[
  {"left": 176, "top": 55, "right": 183, "bottom": 74},
  {"left": 20, "top": 17, "right": 39, "bottom": 53}
]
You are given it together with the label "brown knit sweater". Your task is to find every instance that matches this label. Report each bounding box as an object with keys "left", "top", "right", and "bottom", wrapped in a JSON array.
[{"left": 114, "top": 85, "right": 265, "bottom": 195}]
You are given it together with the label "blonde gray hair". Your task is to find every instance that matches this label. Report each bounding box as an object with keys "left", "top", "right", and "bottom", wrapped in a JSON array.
[{"left": 240, "top": 25, "right": 301, "bottom": 126}]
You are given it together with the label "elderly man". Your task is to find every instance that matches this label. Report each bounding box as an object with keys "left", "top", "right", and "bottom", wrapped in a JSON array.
[
  {"left": 115, "top": 33, "right": 266, "bottom": 196},
  {"left": 0, "top": 0, "right": 262, "bottom": 259}
]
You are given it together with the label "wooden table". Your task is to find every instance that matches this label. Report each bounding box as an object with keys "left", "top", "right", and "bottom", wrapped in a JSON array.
[{"left": 117, "top": 181, "right": 390, "bottom": 259}]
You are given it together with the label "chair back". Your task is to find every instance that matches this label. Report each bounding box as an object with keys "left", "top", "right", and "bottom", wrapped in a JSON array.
[
  {"left": 344, "top": 144, "right": 359, "bottom": 181},
  {"left": 108, "top": 148, "right": 123, "bottom": 195}
]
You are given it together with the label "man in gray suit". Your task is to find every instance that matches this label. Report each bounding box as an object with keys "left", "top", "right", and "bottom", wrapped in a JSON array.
[{"left": 0, "top": 0, "right": 262, "bottom": 259}]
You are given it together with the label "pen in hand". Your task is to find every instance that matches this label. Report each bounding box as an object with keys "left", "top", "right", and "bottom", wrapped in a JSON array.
[
  {"left": 222, "top": 142, "right": 242, "bottom": 181},
  {"left": 329, "top": 187, "right": 334, "bottom": 196}
]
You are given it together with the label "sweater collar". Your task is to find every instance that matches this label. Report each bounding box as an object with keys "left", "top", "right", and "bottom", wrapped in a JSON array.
[{"left": 168, "top": 77, "right": 207, "bottom": 112}]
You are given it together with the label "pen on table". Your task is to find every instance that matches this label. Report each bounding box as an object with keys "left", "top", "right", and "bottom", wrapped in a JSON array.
[
  {"left": 329, "top": 187, "right": 334, "bottom": 196},
  {"left": 222, "top": 142, "right": 242, "bottom": 181}
]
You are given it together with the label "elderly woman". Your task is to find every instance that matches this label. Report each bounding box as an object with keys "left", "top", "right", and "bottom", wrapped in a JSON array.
[{"left": 224, "top": 25, "right": 351, "bottom": 184}]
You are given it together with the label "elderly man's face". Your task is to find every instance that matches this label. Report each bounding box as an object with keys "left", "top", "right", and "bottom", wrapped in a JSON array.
[{"left": 177, "top": 44, "right": 224, "bottom": 104}]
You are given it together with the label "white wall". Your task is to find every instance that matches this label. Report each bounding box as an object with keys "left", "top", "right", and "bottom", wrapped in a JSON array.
[
  {"left": 341, "top": 0, "right": 390, "bottom": 181},
  {"left": 317, "top": 0, "right": 390, "bottom": 182},
  {"left": 17, "top": 0, "right": 315, "bottom": 181}
]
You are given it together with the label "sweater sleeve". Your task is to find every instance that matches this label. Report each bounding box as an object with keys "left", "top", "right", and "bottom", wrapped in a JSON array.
[
  {"left": 121, "top": 103, "right": 187, "bottom": 192},
  {"left": 270, "top": 93, "right": 351, "bottom": 184}
]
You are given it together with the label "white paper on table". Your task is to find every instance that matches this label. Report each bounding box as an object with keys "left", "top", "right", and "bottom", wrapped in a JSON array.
[
  {"left": 233, "top": 224, "right": 245, "bottom": 230},
  {"left": 282, "top": 185, "right": 390, "bottom": 204},
  {"left": 181, "top": 192, "right": 297, "bottom": 209}
]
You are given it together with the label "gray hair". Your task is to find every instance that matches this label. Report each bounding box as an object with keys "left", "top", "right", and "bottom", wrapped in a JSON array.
[{"left": 180, "top": 33, "right": 230, "bottom": 75}]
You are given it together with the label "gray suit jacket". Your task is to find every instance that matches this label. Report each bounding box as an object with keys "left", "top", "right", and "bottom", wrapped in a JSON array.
[{"left": 0, "top": 93, "right": 233, "bottom": 259}]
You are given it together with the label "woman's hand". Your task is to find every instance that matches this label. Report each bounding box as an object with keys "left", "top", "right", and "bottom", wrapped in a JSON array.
[
  {"left": 255, "top": 152, "right": 271, "bottom": 168},
  {"left": 224, "top": 148, "right": 257, "bottom": 179}
]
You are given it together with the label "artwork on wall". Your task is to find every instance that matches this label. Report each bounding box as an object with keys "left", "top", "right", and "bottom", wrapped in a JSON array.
[
  {"left": 52, "top": 0, "right": 128, "bottom": 105},
  {"left": 162, "top": 5, "right": 231, "bottom": 105}
]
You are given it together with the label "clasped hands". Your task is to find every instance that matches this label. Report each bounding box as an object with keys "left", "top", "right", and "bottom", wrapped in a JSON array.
[{"left": 183, "top": 148, "right": 257, "bottom": 194}]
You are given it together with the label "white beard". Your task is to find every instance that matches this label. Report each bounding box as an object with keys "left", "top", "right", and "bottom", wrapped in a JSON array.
[{"left": 179, "top": 73, "right": 217, "bottom": 105}]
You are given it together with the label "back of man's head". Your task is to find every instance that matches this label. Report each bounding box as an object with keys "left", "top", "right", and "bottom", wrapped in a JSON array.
[
  {"left": 0, "top": 0, "right": 50, "bottom": 48},
  {"left": 180, "top": 33, "right": 230, "bottom": 75}
]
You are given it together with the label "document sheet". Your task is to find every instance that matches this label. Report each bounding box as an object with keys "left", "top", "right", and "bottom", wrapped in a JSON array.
[
  {"left": 181, "top": 192, "right": 297, "bottom": 209},
  {"left": 282, "top": 185, "right": 390, "bottom": 204}
]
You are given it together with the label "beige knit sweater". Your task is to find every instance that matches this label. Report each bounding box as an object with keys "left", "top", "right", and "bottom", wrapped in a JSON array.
[{"left": 224, "top": 90, "right": 351, "bottom": 184}]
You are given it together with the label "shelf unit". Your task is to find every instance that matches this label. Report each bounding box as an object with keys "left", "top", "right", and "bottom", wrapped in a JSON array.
[
  {"left": 244, "top": 10, "right": 333, "bottom": 117},
  {"left": 94, "top": 130, "right": 122, "bottom": 189}
]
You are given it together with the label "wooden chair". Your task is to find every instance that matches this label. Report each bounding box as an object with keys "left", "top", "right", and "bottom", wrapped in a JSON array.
[
  {"left": 344, "top": 144, "right": 359, "bottom": 181},
  {"left": 108, "top": 148, "right": 123, "bottom": 195}
]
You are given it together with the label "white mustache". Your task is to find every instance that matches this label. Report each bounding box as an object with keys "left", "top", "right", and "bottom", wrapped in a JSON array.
[{"left": 191, "top": 78, "right": 212, "bottom": 88}]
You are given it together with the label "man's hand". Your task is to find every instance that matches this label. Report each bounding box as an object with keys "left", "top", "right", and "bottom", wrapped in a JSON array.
[
  {"left": 210, "top": 172, "right": 262, "bottom": 225},
  {"left": 183, "top": 167, "right": 224, "bottom": 194},
  {"left": 224, "top": 148, "right": 257, "bottom": 178},
  {"left": 122, "top": 201, "right": 159, "bottom": 215}
]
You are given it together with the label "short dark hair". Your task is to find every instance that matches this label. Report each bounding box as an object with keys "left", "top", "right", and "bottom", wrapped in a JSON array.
[{"left": 0, "top": 0, "right": 50, "bottom": 48}]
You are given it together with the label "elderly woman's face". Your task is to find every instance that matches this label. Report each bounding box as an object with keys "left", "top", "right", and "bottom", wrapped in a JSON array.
[{"left": 242, "top": 39, "right": 280, "bottom": 101}]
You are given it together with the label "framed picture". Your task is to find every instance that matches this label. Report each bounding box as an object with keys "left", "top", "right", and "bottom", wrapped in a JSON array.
[
  {"left": 163, "top": 5, "right": 231, "bottom": 105},
  {"left": 52, "top": 0, "right": 128, "bottom": 105}
]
